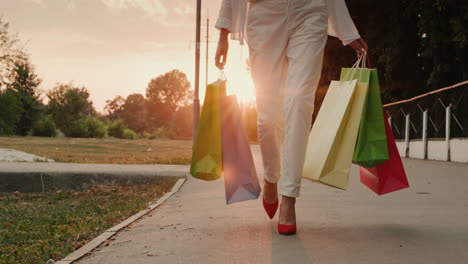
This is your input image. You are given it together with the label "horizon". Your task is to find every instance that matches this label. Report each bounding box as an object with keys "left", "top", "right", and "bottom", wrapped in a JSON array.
[{"left": 1, "top": 0, "right": 256, "bottom": 113}]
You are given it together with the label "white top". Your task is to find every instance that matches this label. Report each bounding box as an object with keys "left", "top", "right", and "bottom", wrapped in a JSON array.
[{"left": 215, "top": 0, "right": 361, "bottom": 46}]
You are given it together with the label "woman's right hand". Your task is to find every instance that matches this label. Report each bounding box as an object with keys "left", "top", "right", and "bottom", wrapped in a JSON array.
[
  {"left": 348, "top": 38, "right": 368, "bottom": 58},
  {"left": 215, "top": 28, "right": 230, "bottom": 69}
]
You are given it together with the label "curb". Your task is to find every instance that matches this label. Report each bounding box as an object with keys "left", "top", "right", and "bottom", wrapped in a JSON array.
[{"left": 55, "top": 176, "right": 187, "bottom": 264}]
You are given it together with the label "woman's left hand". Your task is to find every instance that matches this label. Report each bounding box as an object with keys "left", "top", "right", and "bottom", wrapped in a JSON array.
[{"left": 349, "top": 38, "right": 368, "bottom": 57}]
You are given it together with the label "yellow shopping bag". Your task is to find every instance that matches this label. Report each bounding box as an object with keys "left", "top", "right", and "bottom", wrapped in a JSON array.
[
  {"left": 190, "top": 80, "right": 226, "bottom": 181},
  {"left": 303, "top": 57, "right": 370, "bottom": 189}
]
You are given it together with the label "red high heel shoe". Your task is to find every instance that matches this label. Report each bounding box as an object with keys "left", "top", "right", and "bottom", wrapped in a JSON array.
[
  {"left": 278, "top": 223, "right": 297, "bottom": 235},
  {"left": 262, "top": 198, "right": 279, "bottom": 219}
]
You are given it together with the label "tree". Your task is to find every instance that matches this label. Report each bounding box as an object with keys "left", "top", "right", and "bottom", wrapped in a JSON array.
[
  {"left": 146, "top": 69, "right": 191, "bottom": 129},
  {"left": 47, "top": 83, "right": 96, "bottom": 136},
  {"left": 104, "top": 95, "right": 125, "bottom": 120},
  {"left": 418, "top": 0, "right": 468, "bottom": 90},
  {"left": 169, "top": 103, "right": 193, "bottom": 139},
  {"left": 348, "top": 0, "right": 423, "bottom": 102},
  {"left": 8, "top": 60, "right": 43, "bottom": 135},
  {"left": 0, "top": 88, "right": 22, "bottom": 135},
  {"left": 0, "top": 17, "right": 27, "bottom": 89},
  {"left": 317, "top": 0, "right": 468, "bottom": 105},
  {"left": 0, "top": 17, "right": 43, "bottom": 135},
  {"left": 121, "top": 93, "right": 148, "bottom": 133}
]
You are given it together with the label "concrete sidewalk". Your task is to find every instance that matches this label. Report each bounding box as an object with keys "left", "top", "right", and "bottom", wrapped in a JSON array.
[
  {"left": 74, "top": 146, "right": 468, "bottom": 263},
  {"left": 0, "top": 162, "right": 188, "bottom": 175},
  {"left": 0, "top": 162, "right": 188, "bottom": 192}
]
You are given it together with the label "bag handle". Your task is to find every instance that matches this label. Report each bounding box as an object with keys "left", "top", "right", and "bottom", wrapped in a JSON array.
[
  {"left": 342, "top": 50, "right": 374, "bottom": 83},
  {"left": 361, "top": 50, "right": 372, "bottom": 69},
  {"left": 219, "top": 69, "right": 233, "bottom": 89},
  {"left": 341, "top": 52, "right": 365, "bottom": 82},
  {"left": 219, "top": 69, "right": 227, "bottom": 81}
]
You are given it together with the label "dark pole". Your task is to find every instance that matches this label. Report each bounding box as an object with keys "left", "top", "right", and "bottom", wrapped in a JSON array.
[
  {"left": 206, "top": 16, "right": 209, "bottom": 90},
  {"left": 193, "top": 0, "right": 202, "bottom": 145}
]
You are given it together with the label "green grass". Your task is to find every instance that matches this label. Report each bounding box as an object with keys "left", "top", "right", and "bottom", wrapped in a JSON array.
[
  {"left": 0, "top": 178, "right": 178, "bottom": 263},
  {"left": 0, "top": 137, "right": 192, "bottom": 164}
]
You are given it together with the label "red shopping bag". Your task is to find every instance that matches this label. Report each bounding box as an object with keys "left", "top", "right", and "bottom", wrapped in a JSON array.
[{"left": 360, "top": 111, "right": 410, "bottom": 195}]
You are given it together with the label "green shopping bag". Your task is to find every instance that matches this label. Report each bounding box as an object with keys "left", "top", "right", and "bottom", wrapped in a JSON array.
[
  {"left": 340, "top": 68, "right": 389, "bottom": 168},
  {"left": 190, "top": 80, "right": 226, "bottom": 180}
]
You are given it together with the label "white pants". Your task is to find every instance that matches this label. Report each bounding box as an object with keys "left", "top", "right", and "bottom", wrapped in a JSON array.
[{"left": 246, "top": 0, "right": 328, "bottom": 197}]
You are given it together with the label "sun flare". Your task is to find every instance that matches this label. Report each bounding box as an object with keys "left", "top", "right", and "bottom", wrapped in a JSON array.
[{"left": 224, "top": 66, "right": 256, "bottom": 104}]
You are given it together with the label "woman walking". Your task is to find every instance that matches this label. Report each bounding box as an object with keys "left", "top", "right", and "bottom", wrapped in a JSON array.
[{"left": 215, "top": 0, "right": 367, "bottom": 235}]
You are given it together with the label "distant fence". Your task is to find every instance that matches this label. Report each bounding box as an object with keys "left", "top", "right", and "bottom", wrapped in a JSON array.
[{"left": 384, "top": 81, "right": 468, "bottom": 163}]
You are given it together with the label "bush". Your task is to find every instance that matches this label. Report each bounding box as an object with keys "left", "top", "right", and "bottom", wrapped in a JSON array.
[
  {"left": 122, "top": 129, "right": 137, "bottom": 139},
  {"left": 108, "top": 119, "right": 126, "bottom": 138},
  {"left": 85, "top": 117, "right": 107, "bottom": 138},
  {"left": 108, "top": 120, "right": 137, "bottom": 139},
  {"left": 32, "top": 115, "right": 57, "bottom": 137},
  {"left": 68, "top": 119, "right": 88, "bottom": 138},
  {"left": 65, "top": 117, "right": 107, "bottom": 138},
  {"left": 154, "top": 127, "right": 169, "bottom": 138},
  {"left": 143, "top": 127, "right": 170, "bottom": 139},
  {"left": 143, "top": 131, "right": 155, "bottom": 139}
]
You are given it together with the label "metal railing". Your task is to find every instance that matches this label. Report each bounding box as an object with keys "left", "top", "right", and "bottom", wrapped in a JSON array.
[{"left": 383, "top": 80, "right": 468, "bottom": 160}]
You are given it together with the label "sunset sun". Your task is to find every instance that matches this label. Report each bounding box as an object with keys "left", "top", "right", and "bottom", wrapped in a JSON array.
[
  {"left": 205, "top": 45, "right": 256, "bottom": 104},
  {"left": 224, "top": 66, "right": 256, "bottom": 104}
]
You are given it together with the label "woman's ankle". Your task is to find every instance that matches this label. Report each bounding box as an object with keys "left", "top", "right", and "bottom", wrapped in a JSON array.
[
  {"left": 279, "top": 196, "right": 296, "bottom": 225},
  {"left": 281, "top": 195, "right": 296, "bottom": 205},
  {"left": 263, "top": 179, "right": 278, "bottom": 203}
]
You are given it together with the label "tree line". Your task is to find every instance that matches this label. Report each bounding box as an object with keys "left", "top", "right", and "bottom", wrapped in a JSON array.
[
  {"left": 104, "top": 69, "right": 193, "bottom": 139},
  {"left": 0, "top": 17, "right": 193, "bottom": 139},
  {"left": 2, "top": 0, "right": 467, "bottom": 140}
]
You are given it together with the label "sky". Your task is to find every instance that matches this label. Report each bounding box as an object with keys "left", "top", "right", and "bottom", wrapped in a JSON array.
[{"left": 0, "top": 0, "right": 255, "bottom": 112}]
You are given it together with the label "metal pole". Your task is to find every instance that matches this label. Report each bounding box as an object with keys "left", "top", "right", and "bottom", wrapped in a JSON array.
[
  {"left": 193, "top": 0, "right": 202, "bottom": 145},
  {"left": 446, "top": 104, "right": 451, "bottom": 161},
  {"left": 206, "top": 16, "right": 209, "bottom": 89},
  {"left": 422, "top": 110, "right": 428, "bottom": 160},
  {"left": 405, "top": 114, "right": 410, "bottom": 158}
]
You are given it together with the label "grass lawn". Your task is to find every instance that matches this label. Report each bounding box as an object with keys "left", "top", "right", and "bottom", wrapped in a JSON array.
[
  {"left": 0, "top": 178, "right": 179, "bottom": 263},
  {"left": 0, "top": 137, "right": 192, "bottom": 164}
]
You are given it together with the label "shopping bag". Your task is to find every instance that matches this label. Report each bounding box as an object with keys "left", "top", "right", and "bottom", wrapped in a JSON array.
[
  {"left": 303, "top": 63, "right": 369, "bottom": 189},
  {"left": 360, "top": 111, "right": 410, "bottom": 195},
  {"left": 190, "top": 80, "right": 226, "bottom": 181},
  {"left": 221, "top": 95, "right": 261, "bottom": 204},
  {"left": 342, "top": 68, "right": 389, "bottom": 168}
]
